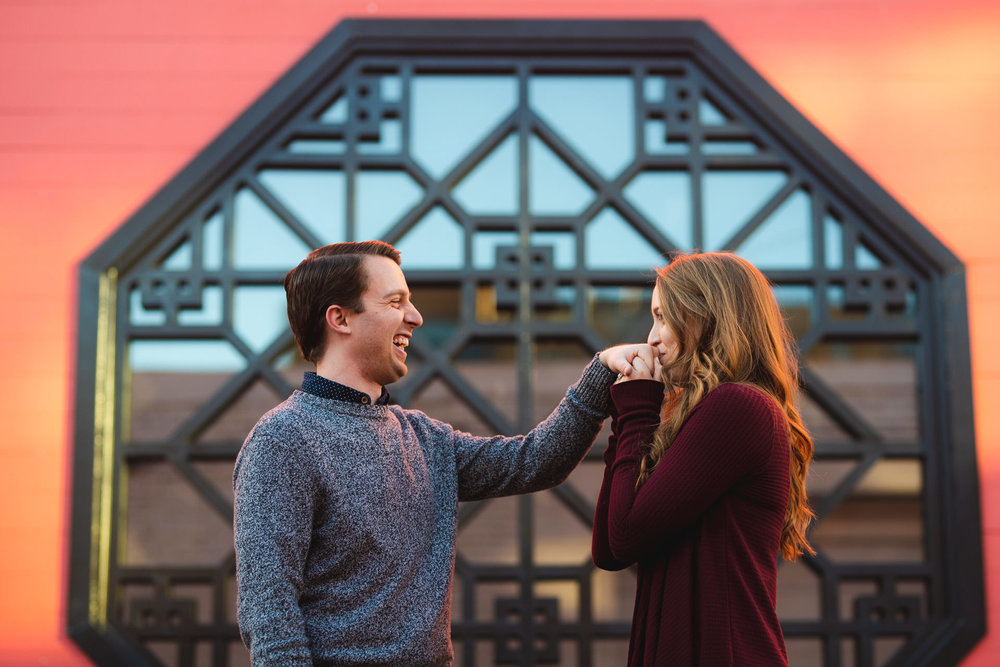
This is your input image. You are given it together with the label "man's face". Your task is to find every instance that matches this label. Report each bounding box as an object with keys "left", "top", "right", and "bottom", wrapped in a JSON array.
[{"left": 349, "top": 255, "right": 423, "bottom": 387}]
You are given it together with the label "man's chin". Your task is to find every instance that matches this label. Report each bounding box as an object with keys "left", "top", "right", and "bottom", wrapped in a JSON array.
[{"left": 381, "top": 364, "right": 407, "bottom": 386}]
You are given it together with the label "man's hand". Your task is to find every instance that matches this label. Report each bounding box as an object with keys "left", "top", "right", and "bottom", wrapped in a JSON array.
[
  {"left": 624, "top": 352, "right": 663, "bottom": 382},
  {"left": 599, "top": 344, "right": 657, "bottom": 379}
]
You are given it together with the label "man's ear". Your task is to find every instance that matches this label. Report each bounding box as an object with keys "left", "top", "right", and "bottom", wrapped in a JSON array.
[{"left": 325, "top": 304, "right": 351, "bottom": 335}]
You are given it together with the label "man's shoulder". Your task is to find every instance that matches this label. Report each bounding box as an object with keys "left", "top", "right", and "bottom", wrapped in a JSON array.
[
  {"left": 251, "top": 392, "right": 310, "bottom": 430},
  {"left": 389, "top": 404, "right": 451, "bottom": 430}
]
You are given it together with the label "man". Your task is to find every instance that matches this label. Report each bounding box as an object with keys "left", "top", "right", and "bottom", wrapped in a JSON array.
[{"left": 234, "top": 241, "right": 642, "bottom": 666}]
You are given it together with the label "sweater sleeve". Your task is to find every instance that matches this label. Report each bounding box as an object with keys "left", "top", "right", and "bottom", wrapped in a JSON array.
[
  {"left": 233, "top": 430, "right": 316, "bottom": 666},
  {"left": 592, "top": 380, "right": 660, "bottom": 571},
  {"left": 452, "top": 355, "right": 616, "bottom": 501},
  {"left": 603, "top": 382, "right": 779, "bottom": 564}
]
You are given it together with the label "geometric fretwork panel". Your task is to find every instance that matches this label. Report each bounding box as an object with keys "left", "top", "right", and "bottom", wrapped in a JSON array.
[{"left": 71, "top": 20, "right": 982, "bottom": 667}]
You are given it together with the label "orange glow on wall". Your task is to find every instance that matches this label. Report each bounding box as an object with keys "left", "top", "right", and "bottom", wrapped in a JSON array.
[{"left": 0, "top": 1, "right": 997, "bottom": 664}]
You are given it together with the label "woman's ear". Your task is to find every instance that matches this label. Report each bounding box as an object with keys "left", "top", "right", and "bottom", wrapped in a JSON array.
[{"left": 325, "top": 304, "right": 351, "bottom": 335}]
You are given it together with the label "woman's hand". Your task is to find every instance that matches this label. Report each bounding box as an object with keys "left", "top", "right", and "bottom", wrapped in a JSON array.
[
  {"left": 600, "top": 344, "right": 657, "bottom": 381},
  {"left": 621, "top": 351, "right": 663, "bottom": 382}
]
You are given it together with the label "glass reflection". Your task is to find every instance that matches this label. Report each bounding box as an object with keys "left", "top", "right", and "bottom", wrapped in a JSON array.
[
  {"left": 258, "top": 169, "right": 346, "bottom": 246},
  {"left": 533, "top": 339, "right": 592, "bottom": 422},
  {"left": 319, "top": 96, "right": 348, "bottom": 123},
  {"left": 455, "top": 339, "right": 518, "bottom": 427},
  {"left": 529, "top": 135, "right": 593, "bottom": 216},
  {"left": 129, "top": 288, "right": 166, "bottom": 327},
  {"left": 354, "top": 171, "right": 423, "bottom": 241},
  {"left": 233, "top": 189, "right": 312, "bottom": 270},
  {"left": 530, "top": 75, "right": 634, "bottom": 180},
  {"left": 410, "top": 284, "right": 460, "bottom": 346},
  {"left": 587, "top": 285, "right": 655, "bottom": 346},
  {"left": 703, "top": 171, "right": 787, "bottom": 251},
  {"left": 233, "top": 286, "right": 288, "bottom": 353},
  {"left": 810, "top": 459, "right": 924, "bottom": 563},
  {"left": 177, "top": 286, "right": 223, "bottom": 326},
  {"left": 585, "top": 209, "right": 664, "bottom": 269},
  {"left": 412, "top": 75, "right": 518, "bottom": 179},
  {"left": 771, "top": 285, "right": 813, "bottom": 340},
  {"left": 125, "top": 340, "right": 245, "bottom": 442},
  {"left": 623, "top": 171, "right": 692, "bottom": 250},
  {"left": 395, "top": 207, "right": 464, "bottom": 269},
  {"left": 702, "top": 141, "right": 756, "bottom": 155},
  {"left": 804, "top": 341, "right": 919, "bottom": 442},
  {"left": 287, "top": 140, "right": 346, "bottom": 155},
  {"left": 124, "top": 461, "right": 234, "bottom": 566},
  {"left": 699, "top": 99, "right": 727, "bottom": 125},
  {"left": 453, "top": 135, "right": 518, "bottom": 216},
  {"left": 644, "top": 119, "right": 689, "bottom": 155},
  {"left": 160, "top": 240, "right": 192, "bottom": 270},
  {"left": 358, "top": 119, "right": 402, "bottom": 155},
  {"left": 202, "top": 212, "right": 223, "bottom": 271}
]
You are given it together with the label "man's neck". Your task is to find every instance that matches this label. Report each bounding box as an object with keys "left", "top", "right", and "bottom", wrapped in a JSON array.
[{"left": 313, "top": 357, "right": 381, "bottom": 403}]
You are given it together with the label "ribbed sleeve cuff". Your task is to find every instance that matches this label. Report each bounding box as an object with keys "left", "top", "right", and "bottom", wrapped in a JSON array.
[
  {"left": 610, "top": 378, "right": 666, "bottom": 409},
  {"left": 569, "top": 354, "right": 618, "bottom": 417}
]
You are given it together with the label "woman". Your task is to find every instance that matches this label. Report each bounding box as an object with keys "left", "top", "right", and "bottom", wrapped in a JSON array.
[{"left": 593, "top": 252, "right": 814, "bottom": 667}]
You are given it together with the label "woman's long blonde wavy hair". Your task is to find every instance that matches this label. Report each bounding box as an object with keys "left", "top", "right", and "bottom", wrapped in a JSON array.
[{"left": 638, "top": 252, "right": 815, "bottom": 560}]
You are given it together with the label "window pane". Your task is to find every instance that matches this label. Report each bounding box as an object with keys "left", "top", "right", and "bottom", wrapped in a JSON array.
[
  {"left": 258, "top": 169, "right": 346, "bottom": 245},
  {"left": 736, "top": 189, "right": 813, "bottom": 270},
  {"left": 805, "top": 342, "right": 919, "bottom": 442},
  {"left": 529, "top": 135, "right": 593, "bottom": 216},
  {"left": 412, "top": 75, "right": 518, "bottom": 179},
  {"left": 453, "top": 134, "right": 518, "bottom": 215},
  {"left": 455, "top": 339, "right": 518, "bottom": 428},
  {"left": 233, "top": 188, "right": 311, "bottom": 269},
  {"left": 772, "top": 285, "right": 813, "bottom": 340},
  {"left": 176, "top": 285, "right": 223, "bottom": 326},
  {"left": 530, "top": 75, "right": 635, "bottom": 180},
  {"left": 233, "top": 286, "right": 288, "bottom": 353},
  {"left": 124, "top": 461, "right": 233, "bottom": 566},
  {"left": 354, "top": 170, "right": 423, "bottom": 241},
  {"left": 623, "top": 171, "right": 692, "bottom": 250},
  {"left": 811, "top": 459, "right": 924, "bottom": 563},
  {"left": 645, "top": 119, "right": 689, "bottom": 155},
  {"left": 395, "top": 207, "right": 464, "bottom": 269},
  {"left": 125, "top": 340, "right": 245, "bottom": 442},
  {"left": 586, "top": 285, "right": 654, "bottom": 346},
  {"left": 585, "top": 209, "right": 664, "bottom": 269},
  {"left": 703, "top": 170, "right": 787, "bottom": 251},
  {"left": 357, "top": 118, "right": 402, "bottom": 155},
  {"left": 531, "top": 232, "right": 576, "bottom": 270}
]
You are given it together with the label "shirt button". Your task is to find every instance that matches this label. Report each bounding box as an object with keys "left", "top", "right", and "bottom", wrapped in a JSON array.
[{"left": 361, "top": 396, "right": 370, "bottom": 404}]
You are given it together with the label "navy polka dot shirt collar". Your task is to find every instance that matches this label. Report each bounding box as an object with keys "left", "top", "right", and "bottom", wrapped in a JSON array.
[{"left": 301, "top": 372, "right": 391, "bottom": 406}]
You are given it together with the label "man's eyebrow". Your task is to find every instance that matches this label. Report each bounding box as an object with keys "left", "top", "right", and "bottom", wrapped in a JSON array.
[{"left": 381, "top": 289, "right": 411, "bottom": 299}]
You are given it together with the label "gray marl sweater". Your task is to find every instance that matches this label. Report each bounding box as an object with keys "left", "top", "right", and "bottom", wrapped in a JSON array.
[{"left": 233, "top": 356, "right": 615, "bottom": 666}]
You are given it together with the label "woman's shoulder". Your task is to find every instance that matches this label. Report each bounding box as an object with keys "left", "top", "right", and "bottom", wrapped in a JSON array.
[
  {"left": 706, "top": 382, "right": 772, "bottom": 402},
  {"left": 698, "top": 383, "right": 783, "bottom": 423}
]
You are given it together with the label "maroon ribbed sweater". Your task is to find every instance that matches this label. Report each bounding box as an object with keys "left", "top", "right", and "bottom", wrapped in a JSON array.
[{"left": 593, "top": 380, "right": 790, "bottom": 667}]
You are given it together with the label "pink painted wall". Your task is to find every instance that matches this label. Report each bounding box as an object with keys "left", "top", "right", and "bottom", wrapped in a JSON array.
[{"left": 1, "top": 1, "right": 997, "bottom": 663}]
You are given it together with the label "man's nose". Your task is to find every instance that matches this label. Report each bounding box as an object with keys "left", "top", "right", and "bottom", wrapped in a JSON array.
[{"left": 407, "top": 303, "right": 423, "bottom": 328}]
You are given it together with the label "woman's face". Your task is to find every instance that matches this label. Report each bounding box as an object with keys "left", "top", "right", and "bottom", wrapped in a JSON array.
[{"left": 647, "top": 284, "right": 680, "bottom": 372}]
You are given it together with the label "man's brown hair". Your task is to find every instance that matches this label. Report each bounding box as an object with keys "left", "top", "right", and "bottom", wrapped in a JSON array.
[{"left": 284, "top": 241, "right": 401, "bottom": 363}]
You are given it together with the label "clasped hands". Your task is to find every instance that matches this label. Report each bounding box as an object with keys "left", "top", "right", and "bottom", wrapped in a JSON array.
[{"left": 599, "top": 344, "right": 663, "bottom": 384}]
